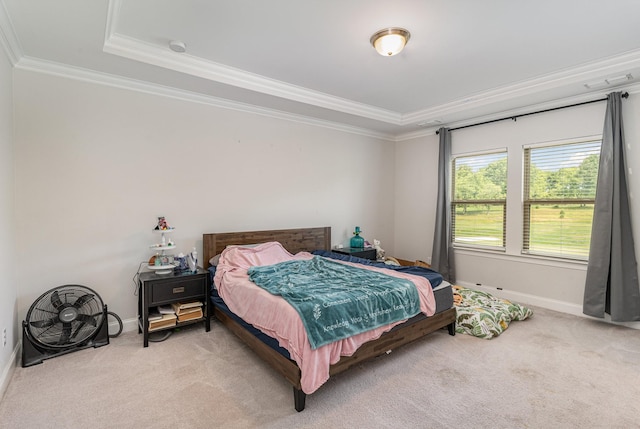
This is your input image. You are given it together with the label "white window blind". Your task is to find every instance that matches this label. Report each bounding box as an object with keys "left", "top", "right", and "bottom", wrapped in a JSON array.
[
  {"left": 452, "top": 151, "right": 507, "bottom": 249},
  {"left": 523, "top": 139, "right": 601, "bottom": 259}
]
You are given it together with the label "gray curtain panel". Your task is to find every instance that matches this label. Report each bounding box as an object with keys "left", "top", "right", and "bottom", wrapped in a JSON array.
[
  {"left": 431, "top": 127, "right": 456, "bottom": 283},
  {"left": 583, "top": 92, "right": 640, "bottom": 321}
]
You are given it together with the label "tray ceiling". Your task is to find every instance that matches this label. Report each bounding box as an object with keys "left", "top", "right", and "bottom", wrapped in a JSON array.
[{"left": 2, "top": 0, "right": 640, "bottom": 139}]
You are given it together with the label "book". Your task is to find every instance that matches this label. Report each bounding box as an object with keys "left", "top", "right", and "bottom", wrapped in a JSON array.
[
  {"left": 148, "top": 313, "right": 177, "bottom": 331},
  {"left": 171, "top": 301, "right": 203, "bottom": 316},
  {"left": 148, "top": 307, "right": 163, "bottom": 322},
  {"left": 175, "top": 306, "right": 201, "bottom": 316},
  {"left": 157, "top": 304, "right": 175, "bottom": 315},
  {"left": 176, "top": 307, "right": 203, "bottom": 323}
]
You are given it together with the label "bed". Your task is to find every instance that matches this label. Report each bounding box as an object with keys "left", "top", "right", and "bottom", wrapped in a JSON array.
[{"left": 203, "top": 226, "right": 456, "bottom": 411}]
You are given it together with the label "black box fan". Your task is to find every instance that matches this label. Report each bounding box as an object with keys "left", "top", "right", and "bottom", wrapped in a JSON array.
[{"left": 22, "top": 284, "right": 109, "bottom": 367}]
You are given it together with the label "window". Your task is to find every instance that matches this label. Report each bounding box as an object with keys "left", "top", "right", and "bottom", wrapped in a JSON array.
[
  {"left": 452, "top": 151, "right": 507, "bottom": 249},
  {"left": 523, "top": 139, "right": 601, "bottom": 259}
]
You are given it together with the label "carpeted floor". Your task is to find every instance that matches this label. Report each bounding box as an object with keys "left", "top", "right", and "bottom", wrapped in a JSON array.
[{"left": 1, "top": 306, "right": 639, "bottom": 429}]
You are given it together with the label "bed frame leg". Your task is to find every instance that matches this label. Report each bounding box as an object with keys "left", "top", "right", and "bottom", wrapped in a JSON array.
[
  {"left": 447, "top": 321, "right": 456, "bottom": 336},
  {"left": 293, "top": 387, "right": 306, "bottom": 412}
]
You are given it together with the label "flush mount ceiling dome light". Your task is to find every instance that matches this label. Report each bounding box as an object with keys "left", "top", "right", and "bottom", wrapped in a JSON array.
[{"left": 370, "top": 27, "right": 411, "bottom": 56}]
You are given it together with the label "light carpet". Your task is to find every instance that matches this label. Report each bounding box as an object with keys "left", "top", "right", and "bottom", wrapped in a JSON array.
[{"left": 1, "top": 306, "right": 639, "bottom": 429}]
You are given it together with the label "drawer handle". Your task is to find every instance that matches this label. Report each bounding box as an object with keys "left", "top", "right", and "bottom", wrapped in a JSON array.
[{"left": 173, "top": 287, "right": 185, "bottom": 294}]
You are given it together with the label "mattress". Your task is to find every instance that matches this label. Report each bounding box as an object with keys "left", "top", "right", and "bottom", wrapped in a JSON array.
[
  {"left": 312, "top": 250, "right": 454, "bottom": 313},
  {"left": 208, "top": 252, "right": 453, "bottom": 360}
]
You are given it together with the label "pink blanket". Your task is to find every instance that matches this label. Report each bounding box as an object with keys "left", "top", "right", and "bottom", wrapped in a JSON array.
[{"left": 213, "top": 242, "right": 436, "bottom": 394}]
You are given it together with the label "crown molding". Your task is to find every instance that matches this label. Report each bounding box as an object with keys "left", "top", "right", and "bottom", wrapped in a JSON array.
[
  {"left": 104, "top": 0, "right": 640, "bottom": 131},
  {"left": 395, "top": 81, "right": 640, "bottom": 142},
  {"left": 103, "top": 35, "right": 403, "bottom": 126},
  {"left": 103, "top": 26, "right": 640, "bottom": 135},
  {"left": 14, "top": 54, "right": 640, "bottom": 145},
  {"left": 0, "top": 0, "right": 21, "bottom": 65},
  {"left": 104, "top": 0, "right": 402, "bottom": 125},
  {"left": 402, "top": 48, "right": 640, "bottom": 126},
  {"left": 443, "top": 81, "right": 640, "bottom": 133},
  {"left": 14, "top": 56, "right": 395, "bottom": 141}
]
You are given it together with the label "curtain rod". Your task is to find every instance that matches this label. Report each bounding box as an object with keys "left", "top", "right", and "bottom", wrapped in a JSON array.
[{"left": 436, "top": 92, "right": 629, "bottom": 134}]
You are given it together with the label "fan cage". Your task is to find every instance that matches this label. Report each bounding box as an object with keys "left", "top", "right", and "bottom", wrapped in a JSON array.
[{"left": 26, "top": 285, "right": 106, "bottom": 349}]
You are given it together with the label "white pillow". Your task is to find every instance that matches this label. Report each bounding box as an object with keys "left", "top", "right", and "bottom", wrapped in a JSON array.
[{"left": 209, "top": 254, "right": 221, "bottom": 266}]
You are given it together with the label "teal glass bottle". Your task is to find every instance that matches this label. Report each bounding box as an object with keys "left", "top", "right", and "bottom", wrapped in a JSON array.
[{"left": 350, "top": 226, "right": 365, "bottom": 248}]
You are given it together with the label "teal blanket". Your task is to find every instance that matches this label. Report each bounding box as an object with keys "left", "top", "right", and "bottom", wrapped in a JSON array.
[{"left": 247, "top": 256, "right": 420, "bottom": 349}]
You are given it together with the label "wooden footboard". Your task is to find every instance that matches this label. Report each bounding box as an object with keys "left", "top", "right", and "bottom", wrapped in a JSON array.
[
  {"left": 328, "top": 307, "right": 456, "bottom": 377},
  {"left": 214, "top": 305, "right": 456, "bottom": 411}
]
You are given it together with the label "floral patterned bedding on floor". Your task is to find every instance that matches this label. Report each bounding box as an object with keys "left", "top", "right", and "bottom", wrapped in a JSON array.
[{"left": 453, "top": 286, "right": 533, "bottom": 339}]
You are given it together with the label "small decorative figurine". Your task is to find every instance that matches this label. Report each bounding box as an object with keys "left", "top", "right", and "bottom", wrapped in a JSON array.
[
  {"left": 373, "top": 239, "right": 385, "bottom": 260},
  {"left": 154, "top": 216, "right": 172, "bottom": 231}
]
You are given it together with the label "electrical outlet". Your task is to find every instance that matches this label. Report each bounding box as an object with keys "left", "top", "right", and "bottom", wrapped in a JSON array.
[{"left": 2, "top": 328, "right": 6, "bottom": 347}]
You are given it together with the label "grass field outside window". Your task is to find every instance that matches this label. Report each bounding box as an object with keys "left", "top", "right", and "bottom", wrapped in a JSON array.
[
  {"left": 526, "top": 204, "right": 594, "bottom": 258},
  {"left": 453, "top": 203, "right": 505, "bottom": 247}
]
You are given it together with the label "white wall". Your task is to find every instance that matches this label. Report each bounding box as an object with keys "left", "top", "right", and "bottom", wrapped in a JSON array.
[
  {"left": 393, "top": 133, "right": 439, "bottom": 262},
  {"left": 12, "top": 70, "right": 397, "bottom": 330},
  {"left": 0, "top": 40, "right": 16, "bottom": 397},
  {"left": 9, "top": 62, "right": 640, "bottom": 360},
  {"left": 396, "top": 94, "right": 640, "bottom": 322}
]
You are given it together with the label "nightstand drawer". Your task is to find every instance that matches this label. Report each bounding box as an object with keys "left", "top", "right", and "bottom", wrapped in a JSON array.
[{"left": 151, "top": 277, "right": 205, "bottom": 303}]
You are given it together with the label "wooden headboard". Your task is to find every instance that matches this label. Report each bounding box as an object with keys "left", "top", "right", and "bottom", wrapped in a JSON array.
[{"left": 202, "top": 227, "right": 331, "bottom": 269}]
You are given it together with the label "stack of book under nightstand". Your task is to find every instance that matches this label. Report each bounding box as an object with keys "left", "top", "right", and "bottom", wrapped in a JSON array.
[
  {"left": 147, "top": 301, "right": 203, "bottom": 331},
  {"left": 171, "top": 301, "right": 204, "bottom": 322},
  {"left": 148, "top": 306, "right": 177, "bottom": 331}
]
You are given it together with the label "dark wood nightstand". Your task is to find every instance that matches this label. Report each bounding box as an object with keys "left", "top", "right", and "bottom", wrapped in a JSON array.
[
  {"left": 138, "top": 268, "right": 210, "bottom": 347},
  {"left": 331, "top": 247, "right": 377, "bottom": 260}
]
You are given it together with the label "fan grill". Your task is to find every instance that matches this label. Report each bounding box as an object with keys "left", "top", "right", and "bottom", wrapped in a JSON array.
[{"left": 26, "top": 286, "right": 105, "bottom": 349}]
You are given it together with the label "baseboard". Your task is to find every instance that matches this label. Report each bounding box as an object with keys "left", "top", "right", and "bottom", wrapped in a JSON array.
[
  {"left": 456, "top": 281, "right": 640, "bottom": 330},
  {"left": 0, "top": 343, "right": 20, "bottom": 402},
  {"left": 110, "top": 316, "right": 139, "bottom": 336}
]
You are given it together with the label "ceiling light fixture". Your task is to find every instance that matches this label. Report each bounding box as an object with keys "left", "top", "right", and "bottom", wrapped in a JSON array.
[
  {"left": 370, "top": 28, "right": 410, "bottom": 57},
  {"left": 169, "top": 40, "right": 187, "bottom": 53}
]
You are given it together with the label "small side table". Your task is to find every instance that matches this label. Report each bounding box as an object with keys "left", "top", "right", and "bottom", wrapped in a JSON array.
[
  {"left": 331, "top": 247, "right": 377, "bottom": 261},
  {"left": 138, "top": 268, "right": 210, "bottom": 347}
]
